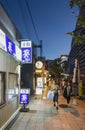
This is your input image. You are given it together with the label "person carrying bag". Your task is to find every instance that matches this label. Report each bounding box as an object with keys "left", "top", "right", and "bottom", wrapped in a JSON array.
[
  {"left": 51, "top": 82, "right": 60, "bottom": 110},
  {"left": 47, "top": 90, "right": 54, "bottom": 100}
]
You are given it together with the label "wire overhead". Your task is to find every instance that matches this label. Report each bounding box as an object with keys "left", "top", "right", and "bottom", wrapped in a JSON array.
[
  {"left": 3, "top": 0, "right": 29, "bottom": 38},
  {"left": 1, "top": 0, "right": 40, "bottom": 42},
  {"left": 17, "top": 0, "right": 30, "bottom": 37},
  {"left": 25, "top": 0, "right": 40, "bottom": 43}
]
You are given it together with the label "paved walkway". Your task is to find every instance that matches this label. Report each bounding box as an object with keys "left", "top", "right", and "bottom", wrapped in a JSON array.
[{"left": 9, "top": 95, "right": 85, "bottom": 130}]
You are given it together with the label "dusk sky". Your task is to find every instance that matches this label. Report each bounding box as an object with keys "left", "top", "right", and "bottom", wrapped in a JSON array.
[{"left": 0, "top": 0, "right": 79, "bottom": 60}]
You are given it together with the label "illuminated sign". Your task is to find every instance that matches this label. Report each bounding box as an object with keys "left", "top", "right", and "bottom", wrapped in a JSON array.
[
  {"left": 20, "top": 94, "right": 29, "bottom": 104},
  {"left": 35, "top": 70, "right": 42, "bottom": 73},
  {"left": 37, "top": 77, "right": 43, "bottom": 88},
  {"left": 20, "top": 89, "right": 29, "bottom": 104},
  {"left": 36, "top": 77, "right": 43, "bottom": 94},
  {"left": 21, "top": 41, "right": 32, "bottom": 63},
  {"left": 6, "top": 36, "right": 15, "bottom": 56},
  {"left": 35, "top": 61, "right": 43, "bottom": 69},
  {"left": 0, "top": 28, "right": 24, "bottom": 62}
]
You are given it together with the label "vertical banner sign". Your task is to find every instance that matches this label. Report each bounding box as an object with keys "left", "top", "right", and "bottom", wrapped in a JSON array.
[
  {"left": 15, "top": 45, "right": 21, "bottom": 61},
  {"left": 20, "top": 89, "right": 29, "bottom": 104},
  {"left": 36, "top": 77, "right": 43, "bottom": 94},
  {"left": 6, "top": 36, "right": 15, "bottom": 56},
  {"left": 37, "top": 77, "right": 43, "bottom": 88},
  {"left": 72, "top": 59, "right": 78, "bottom": 83},
  {"left": 21, "top": 41, "right": 32, "bottom": 63}
]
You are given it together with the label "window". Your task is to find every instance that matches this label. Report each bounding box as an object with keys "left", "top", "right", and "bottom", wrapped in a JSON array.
[
  {"left": 8, "top": 73, "right": 18, "bottom": 100},
  {"left": 0, "top": 72, "right": 5, "bottom": 105}
]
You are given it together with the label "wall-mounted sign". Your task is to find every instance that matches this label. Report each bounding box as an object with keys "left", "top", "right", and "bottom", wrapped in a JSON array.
[
  {"left": 6, "top": 36, "right": 15, "bottom": 56},
  {"left": 35, "top": 61, "right": 43, "bottom": 69},
  {"left": 15, "top": 45, "right": 21, "bottom": 61},
  {"left": 21, "top": 41, "right": 32, "bottom": 63},
  {"left": 0, "top": 28, "right": 28, "bottom": 62},
  {"left": 0, "top": 29, "right": 6, "bottom": 51}
]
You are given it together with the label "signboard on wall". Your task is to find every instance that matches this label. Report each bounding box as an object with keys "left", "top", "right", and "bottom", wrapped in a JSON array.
[
  {"left": 6, "top": 36, "right": 15, "bottom": 56},
  {"left": 0, "top": 28, "right": 22, "bottom": 62},
  {"left": 0, "top": 29, "right": 6, "bottom": 51},
  {"left": 15, "top": 45, "right": 21, "bottom": 61},
  {"left": 21, "top": 41, "right": 32, "bottom": 63}
]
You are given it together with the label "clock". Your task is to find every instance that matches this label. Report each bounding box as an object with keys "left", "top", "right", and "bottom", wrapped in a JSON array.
[{"left": 35, "top": 61, "right": 43, "bottom": 69}]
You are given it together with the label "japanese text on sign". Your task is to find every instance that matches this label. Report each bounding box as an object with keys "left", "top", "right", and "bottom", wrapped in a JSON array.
[{"left": 21, "top": 41, "right": 32, "bottom": 63}]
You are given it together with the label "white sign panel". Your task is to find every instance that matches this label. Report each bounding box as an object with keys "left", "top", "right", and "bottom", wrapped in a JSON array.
[
  {"left": 0, "top": 29, "right": 6, "bottom": 51},
  {"left": 36, "top": 77, "right": 43, "bottom": 94},
  {"left": 21, "top": 41, "right": 31, "bottom": 48},
  {"left": 37, "top": 77, "right": 43, "bottom": 88},
  {"left": 36, "top": 87, "right": 42, "bottom": 94},
  {"left": 15, "top": 45, "right": 21, "bottom": 61},
  {"left": 35, "top": 61, "right": 43, "bottom": 69},
  {"left": 20, "top": 89, "right": 29, "bottom": 94}
]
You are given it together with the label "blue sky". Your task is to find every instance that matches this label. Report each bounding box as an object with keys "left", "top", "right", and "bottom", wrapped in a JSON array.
[{"left": 0, "top": 0, "right": 79, "bottom": 60}]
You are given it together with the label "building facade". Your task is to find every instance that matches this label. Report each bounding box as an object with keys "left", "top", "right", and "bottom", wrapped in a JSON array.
[
  {"left": 68, "top": 6, "right": 85, "bottom": 94},
  {"left": 0, "top": 4, "right": 22, "bottom": 129}
]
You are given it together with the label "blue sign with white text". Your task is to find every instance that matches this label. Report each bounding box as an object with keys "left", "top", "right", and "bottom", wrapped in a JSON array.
[
  {"left": 22, "top": 47, "right": 32, "bottom": 63},
  {"left": 20, "top": 93, "right": 29, "bottom": 104},
  {"left": 6, "top": 36, "right": 15, "bottom": 56}
]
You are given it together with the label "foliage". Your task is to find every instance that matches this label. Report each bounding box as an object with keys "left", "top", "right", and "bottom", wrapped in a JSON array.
[
  {"left": 67, "top": 0, "right": 85, "bottom": 45},
  {"left": 66, "top": 31, "right": 85, "bottom": 45},
  {"left": 69, "top": 0, "right": 85, "bottom": 8},
  {"left": 49, "top": 59, "right": 62, "bottom": 82},
  {"left": 78, "top": 15, "right": 85, "bottom": 28}
]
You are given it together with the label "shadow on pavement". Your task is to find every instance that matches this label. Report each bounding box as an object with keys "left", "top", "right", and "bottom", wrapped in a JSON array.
[
  {"left": 59, "top": 104, "right": 68, "bottom": 108},
  {"left": 28, "top": 110, "right": 37, "bottom": 113},
  {"left": 59, "top": 104, "right": 80, "bottom": 117}
]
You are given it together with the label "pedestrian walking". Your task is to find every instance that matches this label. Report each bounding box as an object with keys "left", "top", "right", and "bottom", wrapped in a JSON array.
[
  {"left": 63, "top": 82, "right": 72, "bottom": 107},
  {"left": 62, "top": 81, "right": 67, "bottom": 99},
  {"left": 51, "top": 82, "right": 60, "bottom": 110},
  {"left": 66, "top": 82, "right": 72, "bottom": 106}
]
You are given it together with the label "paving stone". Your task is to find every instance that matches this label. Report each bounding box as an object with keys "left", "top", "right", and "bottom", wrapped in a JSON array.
[{"left": 9, "top": 95, "right": 85, "bottom": 130}]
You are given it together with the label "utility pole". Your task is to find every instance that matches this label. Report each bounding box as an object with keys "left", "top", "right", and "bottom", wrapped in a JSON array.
[
  {"left": 40, "top": 40, "right": 42, "bottom": 57},
  {"left": 33, "top": 40, "right": 42, "bottom": 57}
]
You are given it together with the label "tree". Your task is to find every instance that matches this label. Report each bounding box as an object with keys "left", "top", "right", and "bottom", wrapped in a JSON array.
[
  {"left": 69, "top": 0, "right": 85, "bottom": 8},
  {"left": 67, "top": 0, "right": 85, "bottom": 98},
  {"left": 67, "top": 0, "right": 85, "bottom": 45},
  {"left": 49, "top": 58, "right": 62, "bottom": 84}
]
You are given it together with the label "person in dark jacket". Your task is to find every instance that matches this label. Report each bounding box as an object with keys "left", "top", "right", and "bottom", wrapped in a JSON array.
[
  {"left": 66, "top": 82, "right": 72, "bottom": 106},
  {"left": 63, "top": 82, "right": 67, "bottom": 99},
  {"left": 63, "top": 82, "right": 72, "bottom": 107}
]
